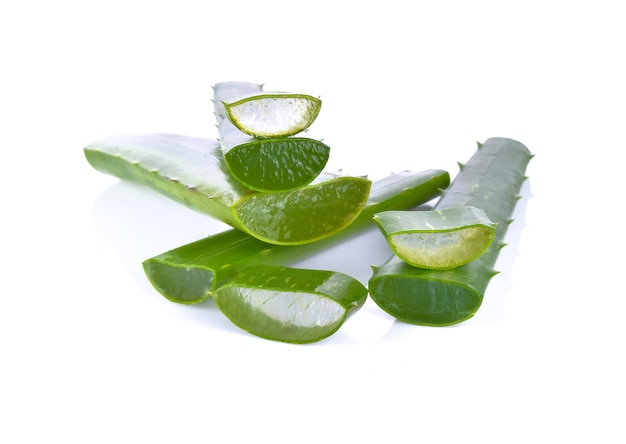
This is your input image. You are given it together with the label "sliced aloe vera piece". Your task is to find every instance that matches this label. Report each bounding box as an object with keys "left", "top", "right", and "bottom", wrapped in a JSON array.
[
  {"left": 214, "top": 81, "right": 329, "bottom": 192},
  {"left": 222, "top": 87, "right": 321, "bottom": 138},
  {"left": 369, "top": 137, "right": 533, "bottom": 326},
  {"left": 142, "top": 169, "right": 451, "bottom": 304},
  {"left": 213, "top": 265, "right": 367, "bottom": 343},
  {"left": 220, "top": 136, "right": 330, "bottom": 193},
  {"left": 373, "top": 206, "right": 496, "bottom": 270},
  {"left": 233, "top": 172, "right": 370, "bottom": 244},
  {"left": 83, "top": 133, "right": 370, "bottom": 245}
]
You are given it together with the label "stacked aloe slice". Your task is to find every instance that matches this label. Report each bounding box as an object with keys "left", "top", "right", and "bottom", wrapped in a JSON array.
[
  {"left": 213, "top": 81, "right": 329, "bottom": 192},
  {"left": 84, "top": 81, "right": 450, "bottom": 343}
]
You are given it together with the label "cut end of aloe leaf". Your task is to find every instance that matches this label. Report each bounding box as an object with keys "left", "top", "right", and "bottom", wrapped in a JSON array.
[
  {"left": 368, "top": 260, "right": 484, "bottom": 326},
  {"left": 213, "top": 265, "right": 368, "bottom": 344},
  {"left": 223, "top": 137, "right": 330, "bottom": 192},
  {"left": 233, "top": 175, "right": 372, "bottom": 245},
  {"left": 142, "top": 260, "right": 214, "bottom": 304},
  {"left": 224, "top": 93, "right": 322, "bottom": 138},
  {"left": 374, "top": 207, "right": 496, "bottom": 270}
]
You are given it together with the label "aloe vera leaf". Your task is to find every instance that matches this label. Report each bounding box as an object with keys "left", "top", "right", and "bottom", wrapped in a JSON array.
[
  {"left": 213, "top": 265, "right": 367, "bottom": 344},
  {"left": 83, "top": 133, "right": 370, "bottom": 245},
  {"left": 214, "top": 81, "right": 330, "bottom": 192},
  {"left": 142, "top": 169, "right": 450, "bottom": 304},
  {"left": 373, "top": 206, "right": 496, "bottom": 270},
  {"left": 221, "top": 85, "right": 322, "bottom": 138},
  {"left": 368, "top": 137, "right": 533, "bottom": 326}
]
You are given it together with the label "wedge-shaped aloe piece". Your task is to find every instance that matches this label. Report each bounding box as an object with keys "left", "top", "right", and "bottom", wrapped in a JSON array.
[
  {"left": 142, "top": 169, "right": 451, "bottom": 304},
  {"left": 214, "top": 81, "right": 329, "bottom": 192},
  {"left": 221, "top": 84, "right": 322, "bottom": 138},
  {"left": 373, "top": 206, "right": 496, "bottom": 270},
  {"left": 369, "top": 137, "right": 533, "bottom": 326},
  {"left": 83, "top": 133, "right": 370, "bottom": 245},
  {"left": 233, "top": 171, "right": 370, "bottom": 244},
  {"left": 213, "top": 265, "right": 367, "bottom": 343}
]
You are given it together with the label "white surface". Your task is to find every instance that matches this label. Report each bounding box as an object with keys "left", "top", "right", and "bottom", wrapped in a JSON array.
[{"left": 2, "top": 1, "right": 624, "bottom": 442}]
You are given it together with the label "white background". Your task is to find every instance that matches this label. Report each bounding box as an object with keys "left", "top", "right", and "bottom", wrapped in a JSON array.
[{"left": 2, "top": 1, "right": 625, "bottom": 442}]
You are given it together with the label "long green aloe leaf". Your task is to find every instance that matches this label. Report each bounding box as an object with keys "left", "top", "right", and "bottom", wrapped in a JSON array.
[
  {"left": 213, "top": 265, "right": 368, "bottom": 344},
  {"left": 373, "top": 206, "right": 496, "bottom": 269},
  {"left": 142, "top": 169, "right": 451, "bottom": 304},
  {"left": 83, "top": 133, "right": 370, "bottom": 245},
  {"left": 368, "top": 137, "right": 533, "bottom": 326},
  {"left": 214, "top": 81, "right": 330, "bottom": 192}
]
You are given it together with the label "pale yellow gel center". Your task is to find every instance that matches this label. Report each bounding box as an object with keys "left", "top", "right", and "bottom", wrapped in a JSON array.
[{"left": 391, "top": 227, "right": 489, "bottom": 268}]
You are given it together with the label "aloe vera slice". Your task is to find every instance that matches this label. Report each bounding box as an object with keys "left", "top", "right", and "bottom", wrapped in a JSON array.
[
  {"left": 369, "top": 137, "right": 533, "bottom": 326},
  {"left": 213, "top": 265, "right": 367, "bottom": 344},
  {"left": 373, "top": 206, "right": 496, "bottom": 269},
  {"left": 221, "top": 86, "right": 322, "bottom": 138},
  {"left": 233, "top": 172, "right": 370, "bottom": 244},
  {"left": 214, "top": 81, "right": 330, "bottom": 192},
  {"left": 83, "top": 133, "right": 370, "bottom": 245},
  {"left": 142, "top": 169, "right": 451, "bottom": 304}
]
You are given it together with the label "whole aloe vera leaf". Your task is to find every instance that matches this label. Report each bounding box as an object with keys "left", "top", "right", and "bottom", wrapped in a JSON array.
[
  {"left": 83, "top": 133, "right": 370, "bottom": 246},
  {"left": 142, "top": 169, "right": 451, "bottom": 304},
  {"left": 213, "top": 265, "right": 368, "bottom": 344},
  {"left": 373, "top": 206, "right": 496, "bottom": 270},
  {"left": 369, "top": 137, "right": 533, "bottom": 326},
  {"left": 214, "top": 81, "right": 330, "bottom": 192}
]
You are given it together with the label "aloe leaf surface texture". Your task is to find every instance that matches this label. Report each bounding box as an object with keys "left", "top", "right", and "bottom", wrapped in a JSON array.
[
  {"left": 368, "top": 137, "right": 533, "bottom": 326},
  {"left": 213, "top": 265, "right": 367, "bottom": 344},
  {"left": 83, "top": 133, "right": 370, "bottom": 246},
  {"left": 142, "top": 169, "right": 451, "bottom": 304},
  {"left": 373, "top": 206, "right": 496, "bottom": 269},
  {"left": 214, "top": 81, "right": 330, "bottom": 192}
]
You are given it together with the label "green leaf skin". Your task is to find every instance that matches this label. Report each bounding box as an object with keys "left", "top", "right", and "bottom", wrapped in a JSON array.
[
  {"left": 142, "top": 169, "right": 451, "bottom": 304},
  {"left": 233, "top": 172, "right": 370, "bottom": 245},
  {"left": 373, "top": 206, "right": 497, "bottom": 270},
  {"left": 214, "top": 81, "right": 330, "bottom": 192},
  {"left": 213, "top": 265, "right": 368, "bottom": 344},
  {"left": 369, "top": 137, "right": 533, "bottom": 326},
  {"left": 83, "top": 133, "right": 370, "bottom": 246},
  {"left": 221, "top": 137, "right": 330, "bottom": 193}
]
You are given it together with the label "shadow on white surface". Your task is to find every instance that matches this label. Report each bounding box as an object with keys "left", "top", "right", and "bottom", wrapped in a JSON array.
[{"left": 89, "top": 179, "right": 248, "bottom": 336}]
